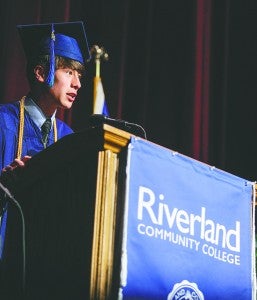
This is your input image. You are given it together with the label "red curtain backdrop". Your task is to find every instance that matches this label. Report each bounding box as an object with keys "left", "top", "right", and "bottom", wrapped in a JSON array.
[
  {"left": 0, "top": 0, "right": 257, "bottom": 181},
  {"left": 192, "top": 0, "right": 211, "bottom": 162}
]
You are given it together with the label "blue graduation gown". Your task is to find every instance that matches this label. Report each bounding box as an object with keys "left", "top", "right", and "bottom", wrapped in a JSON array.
[
  {"left": 0, "top": 100, "right": 73, "bottom": 259},
  {"left": 0, "top": 100, "right": 73, "bottom": 170}
]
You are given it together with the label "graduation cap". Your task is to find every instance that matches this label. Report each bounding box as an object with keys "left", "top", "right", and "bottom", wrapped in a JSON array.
[{"left": 17, "top": 21, "right": 91, "bottom": 87}]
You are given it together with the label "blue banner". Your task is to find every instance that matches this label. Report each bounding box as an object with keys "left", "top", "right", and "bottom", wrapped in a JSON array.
[{"left": 119, "top": 137, "right": 255, "bottom": 300}]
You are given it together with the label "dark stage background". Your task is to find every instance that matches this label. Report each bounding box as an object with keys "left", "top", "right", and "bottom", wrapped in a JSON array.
[{"left": 0, "top": 0, "right": 257, "bottom": 181}]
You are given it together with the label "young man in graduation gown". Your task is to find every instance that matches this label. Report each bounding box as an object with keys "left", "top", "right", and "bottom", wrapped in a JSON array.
[{"left": 0, "top": 21, "right": 91, "bottom": 298}]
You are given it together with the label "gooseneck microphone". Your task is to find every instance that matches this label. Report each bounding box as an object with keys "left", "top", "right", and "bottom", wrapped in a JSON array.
[{"left": 89, "top": 114, "right": 147, "bottom": 139}]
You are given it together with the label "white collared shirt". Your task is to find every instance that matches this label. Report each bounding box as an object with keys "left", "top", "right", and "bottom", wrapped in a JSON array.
[{"left": 24, "top": 97, "right": 56, "bottom": 129}]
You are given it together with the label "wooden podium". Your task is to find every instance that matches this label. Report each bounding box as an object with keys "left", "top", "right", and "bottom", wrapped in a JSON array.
[
  {"left": 2, "top": 124, "right": 255, "bottom": 300},
  {"left": 2, "top": 124, "right": 132, "bottom": 300}
]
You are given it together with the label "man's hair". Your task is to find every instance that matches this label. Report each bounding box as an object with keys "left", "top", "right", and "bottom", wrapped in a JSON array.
[{"left": 26, "top": 55, "right": 85, "bottom": 86}]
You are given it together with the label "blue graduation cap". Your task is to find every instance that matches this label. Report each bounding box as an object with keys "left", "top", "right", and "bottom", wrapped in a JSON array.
[{"left": 17, "top": 21, "right": 91, "bottom": 87}]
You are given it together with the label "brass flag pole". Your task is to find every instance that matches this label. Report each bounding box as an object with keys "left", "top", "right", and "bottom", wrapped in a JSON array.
[{"left": 90, "top": 45, "right": 109, "bottom": 114}]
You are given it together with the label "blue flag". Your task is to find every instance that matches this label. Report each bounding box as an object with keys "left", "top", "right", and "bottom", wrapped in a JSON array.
[{"left": 93, "top": 76, "right": 109, "bottom": 115}]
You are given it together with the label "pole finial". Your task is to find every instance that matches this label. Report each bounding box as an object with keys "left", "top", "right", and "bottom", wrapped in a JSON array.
[
  {"left": 90, "top": 45, "right": 109, "bottom": 61},
  {"left": 90, "top": 45, "right": 109, "bottom": 77}
]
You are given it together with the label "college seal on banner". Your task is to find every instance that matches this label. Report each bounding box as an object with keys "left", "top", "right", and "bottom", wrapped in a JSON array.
[{"left": 167, "top": 280, "right": 204, "bottom": 300}]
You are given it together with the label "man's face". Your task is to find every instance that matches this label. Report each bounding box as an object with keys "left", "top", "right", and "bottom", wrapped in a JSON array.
[{"left": 49, "top": 68, "right": 82, "bottom": 109}]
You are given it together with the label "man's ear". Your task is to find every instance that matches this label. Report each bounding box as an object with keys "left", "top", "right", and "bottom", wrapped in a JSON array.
[{"left": 34, "top": 65, "right": 46, "bottom": 83}]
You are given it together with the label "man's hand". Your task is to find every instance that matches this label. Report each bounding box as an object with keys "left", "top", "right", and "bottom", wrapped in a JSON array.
[{"left": 2, "top": 156, "right": 31, "bottom": 173}]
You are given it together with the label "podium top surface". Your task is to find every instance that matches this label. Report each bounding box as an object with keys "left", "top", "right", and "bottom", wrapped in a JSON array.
[{"left": 1, "top": 124, "right": 133, "bottom": 195}]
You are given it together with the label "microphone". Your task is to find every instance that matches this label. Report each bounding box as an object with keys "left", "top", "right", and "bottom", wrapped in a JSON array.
[{"left": 89, "top": 114, "right": 147, "bottom": 139}]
